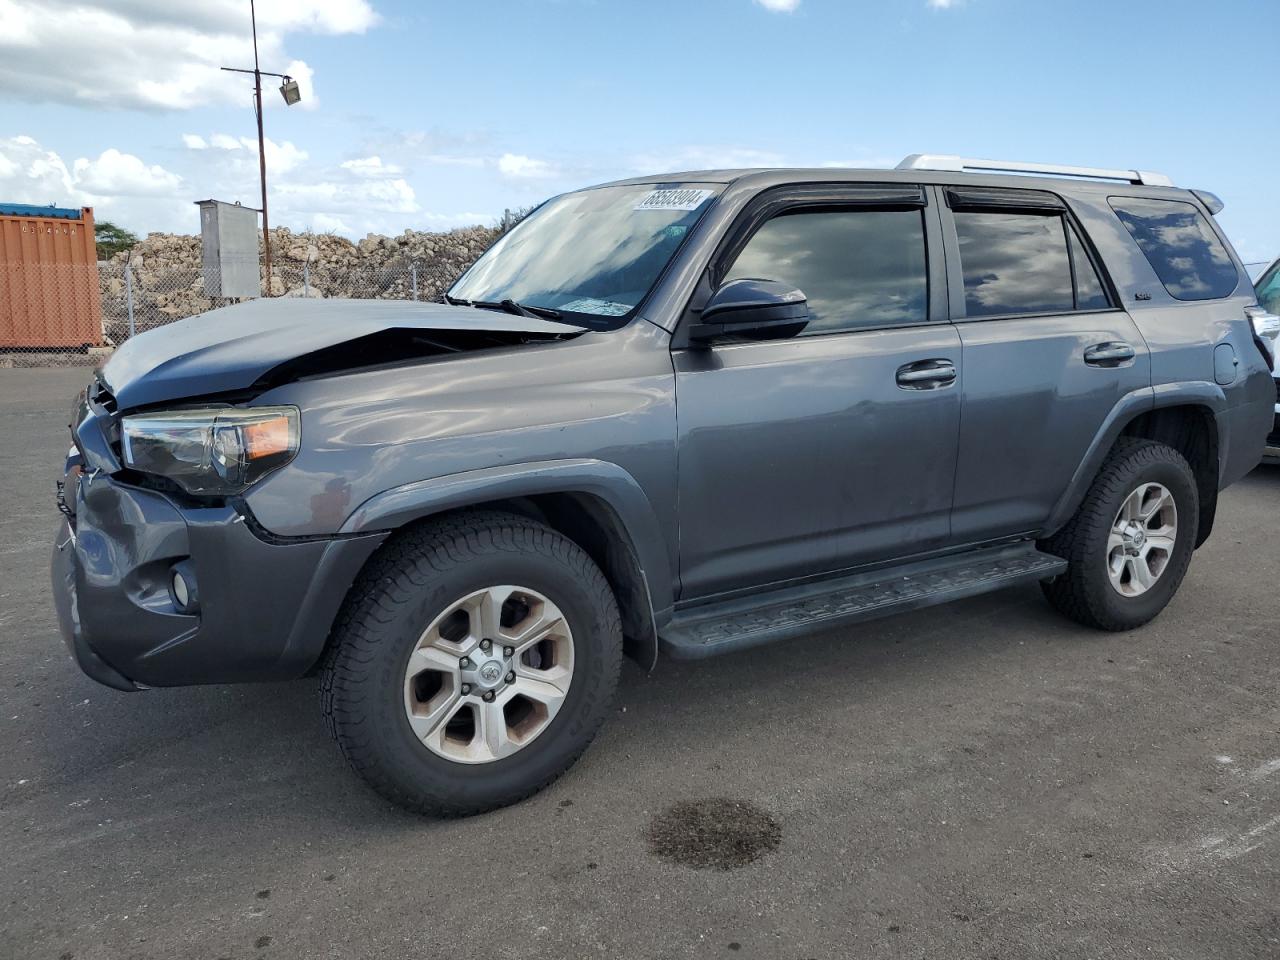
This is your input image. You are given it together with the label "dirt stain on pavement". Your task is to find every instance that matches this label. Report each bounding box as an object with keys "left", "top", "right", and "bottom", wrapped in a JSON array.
[{"left": 645, "top": 798, "right": 781, "bottom": 870}]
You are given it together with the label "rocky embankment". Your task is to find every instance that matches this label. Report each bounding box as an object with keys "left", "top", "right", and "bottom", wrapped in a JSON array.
[{"left": 98, "top": 224, "right": 503, "bottom": 342}]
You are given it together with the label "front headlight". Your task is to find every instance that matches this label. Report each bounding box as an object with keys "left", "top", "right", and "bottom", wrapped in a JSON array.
[{"left": 121, "top": 406, "right": 300, "bottom": 495}]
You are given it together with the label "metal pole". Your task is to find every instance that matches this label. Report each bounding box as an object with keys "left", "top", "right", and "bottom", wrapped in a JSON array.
[
  {"left": 411, "top": 262, "right": 418, "bottom": 301},
  {"left": 124, "top": 256, "right": 135, "bottom": 340},
  {"left": 303, "top": 258, "right": 310, "bottom": 298},
  {"left": 251, "top": 0, "right": 272, "bottom": 296}
]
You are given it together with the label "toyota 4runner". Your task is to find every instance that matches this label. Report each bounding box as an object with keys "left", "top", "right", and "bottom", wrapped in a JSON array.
[{"left": 52, "top": 155, "right": 1277, "bottom": 815}]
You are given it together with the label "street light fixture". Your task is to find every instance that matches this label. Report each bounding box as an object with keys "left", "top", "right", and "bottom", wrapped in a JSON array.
[
  {"left": 279, "top": 77, "right": 302, "bottom": 106},
  {"left": 220, "top": 0, "right": 302, "bottom": 296}
]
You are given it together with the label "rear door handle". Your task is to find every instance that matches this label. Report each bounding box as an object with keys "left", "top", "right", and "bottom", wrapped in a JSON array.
[
  {"left": 1084, "top": 342, "right": 1136, "bottom": 367},
  {"left": 896, "top": 358, "right": 957, "bottom": 389}
]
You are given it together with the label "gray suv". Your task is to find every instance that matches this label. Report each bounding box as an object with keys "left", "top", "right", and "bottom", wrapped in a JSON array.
[{"left": 52, "top": 155, "right": 1276, "bottom": 815}]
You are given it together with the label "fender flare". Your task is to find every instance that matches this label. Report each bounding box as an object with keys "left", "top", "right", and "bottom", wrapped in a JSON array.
[
  {"left": 338, "top": 458, "right": 673, "bottom": 664},
  {"left": 1043, "top": 382, "right": 1226, "bottom": 536}
]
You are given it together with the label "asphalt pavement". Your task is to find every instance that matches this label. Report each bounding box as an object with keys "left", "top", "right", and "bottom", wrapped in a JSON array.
[{"left": 2, "top": 367, "right": 1278, "bottom": 960}]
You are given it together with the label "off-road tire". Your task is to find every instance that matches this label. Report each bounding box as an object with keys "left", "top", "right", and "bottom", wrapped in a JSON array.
[
  {"left": 1040, "top": 438, "right": 1198, "bottom": 631},
  {"left": 320, "top": 509, "right": 622, "bottom": 816}
]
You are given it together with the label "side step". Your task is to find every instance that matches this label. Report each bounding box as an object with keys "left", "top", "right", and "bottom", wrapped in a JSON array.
[{"left": 660, "top": 543, "right": 1067, "bottom": 659}]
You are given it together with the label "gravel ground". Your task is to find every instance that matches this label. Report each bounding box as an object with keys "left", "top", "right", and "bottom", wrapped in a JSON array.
[{"left": 2, "top": 367, "right": 1278, "bottom": 960}]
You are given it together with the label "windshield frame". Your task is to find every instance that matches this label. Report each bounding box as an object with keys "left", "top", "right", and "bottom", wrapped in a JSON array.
[{"left": 446, "top": 181, "right": 724, "bottom": 331}]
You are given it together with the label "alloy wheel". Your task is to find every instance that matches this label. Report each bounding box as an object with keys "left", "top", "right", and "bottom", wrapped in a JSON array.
[
  {"left": 1106, "top": 482, "right": 1178, "bottom": 598},
  {"left": 402, "top": 585, "right": 574, "bottom": 764}
]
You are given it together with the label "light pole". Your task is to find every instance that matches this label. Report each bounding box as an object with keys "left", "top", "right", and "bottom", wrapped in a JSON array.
[{"left": 221, "top": 0, "right": 302, "bottom": 296}]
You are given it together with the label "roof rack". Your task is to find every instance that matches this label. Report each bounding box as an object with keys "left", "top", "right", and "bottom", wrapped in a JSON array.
[{"left": 896, "top": 154, "right": 1174, "bottom": 188}]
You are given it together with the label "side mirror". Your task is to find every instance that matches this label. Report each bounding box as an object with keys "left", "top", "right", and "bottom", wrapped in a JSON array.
[{"left": 689, "top": 278, "right": 810, "bottom": 343}]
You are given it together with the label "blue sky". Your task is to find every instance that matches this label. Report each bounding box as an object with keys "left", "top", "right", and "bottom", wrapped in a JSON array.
[{"left": 1, "top": 0, "right": 1276, "bottom": 262}]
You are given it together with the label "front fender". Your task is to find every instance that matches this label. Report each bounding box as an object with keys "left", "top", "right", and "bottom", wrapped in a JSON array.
[{"left": 339, "top": 457, "right": 675, "bottom": 619}]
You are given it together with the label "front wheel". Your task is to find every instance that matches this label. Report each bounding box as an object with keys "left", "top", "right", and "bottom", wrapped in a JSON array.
[
  {"left": 1040, "top": 438, "right": 1199, "bottom": 631},
  {"left": 320, "top": 510, "right": 622, "bottom": 815}
]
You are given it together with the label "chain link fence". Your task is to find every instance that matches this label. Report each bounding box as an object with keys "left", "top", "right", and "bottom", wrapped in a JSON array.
[
  {"left": 0, "top": 255, "right": 477, "bottom": 369},
  {"left": 3, "top": 250, "right": 1277, "bottom": 370}
]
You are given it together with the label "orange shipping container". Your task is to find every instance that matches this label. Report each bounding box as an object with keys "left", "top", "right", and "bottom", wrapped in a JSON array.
[{"left": 0, "top": 204, "right": 104, "bottom": 349}]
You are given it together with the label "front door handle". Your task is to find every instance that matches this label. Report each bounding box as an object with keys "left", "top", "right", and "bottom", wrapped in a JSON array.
[
  {"left": 1084, "top": 342, "right": 1136, "bottom": 367},
  {"left": 896, "top": 358, "right": 957, "bottom": 390}
]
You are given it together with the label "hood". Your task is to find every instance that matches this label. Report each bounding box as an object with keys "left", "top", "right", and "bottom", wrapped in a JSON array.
[{"left": 99, "top": 298, "right": 575, "bottom": 410}]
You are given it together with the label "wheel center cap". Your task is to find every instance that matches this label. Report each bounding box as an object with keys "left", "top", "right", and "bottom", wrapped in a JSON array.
[{"left": 1121, "top": 522, "right": 1146, "bottom": 554}]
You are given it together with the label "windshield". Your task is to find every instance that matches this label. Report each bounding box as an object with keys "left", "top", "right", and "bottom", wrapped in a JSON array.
[
  {"left": 449, "top": 183, "right": 722, "bottom": 328},
  {"left": 1257, "top": 259, "right": 1280, "bottom": 315}
]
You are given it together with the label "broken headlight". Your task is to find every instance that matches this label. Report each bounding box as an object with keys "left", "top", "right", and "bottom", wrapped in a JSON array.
[{"left": 121, "top": 406, "right": 300, "bottom": 495}]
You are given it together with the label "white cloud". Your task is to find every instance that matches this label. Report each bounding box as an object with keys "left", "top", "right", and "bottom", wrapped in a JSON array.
[
  {"left": 927, "top": 0, "right": 962, "bottom": 7},
  {"left": 182, "top": 132, "right": 308, "bottom": 175},
  {"left": 72, "top": 149, "right": 183, "bottom": 196},
  {"left": 0, "top": 135, "right": 188, "bottom": 231},
  {"left": 629, "top": 145, "right": 787, "bottom": 172},
  {"left": 0, "top": 0, "right": 376, "bottom": 110},
  {"left": 340, "top": 156, "right": 404, "bottom": 177},
  {"left": 754, "top": 0, "right": 801, "bottom": 10},
  {"left": 498, "top": 153, "right": 557, "bottom": 179},
  {"left": 257, "top": 138, "right": 309, "bottom": 175}
]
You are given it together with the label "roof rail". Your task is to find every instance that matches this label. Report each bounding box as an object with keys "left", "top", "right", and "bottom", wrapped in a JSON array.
[{"left": 896, "top": 154, "right": 1174, "bottom": 188}]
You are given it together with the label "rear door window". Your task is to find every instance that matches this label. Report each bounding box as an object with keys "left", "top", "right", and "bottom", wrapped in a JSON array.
[
  {"left": 951, "top": 206, "right": 1112, "bottom": 319},
  {"left": 1109, "top": 197, "right": 1239, "bottom": 301}
]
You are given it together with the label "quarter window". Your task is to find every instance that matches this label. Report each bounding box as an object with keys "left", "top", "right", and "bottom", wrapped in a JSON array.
[
  {"left": 1068, "top": 224, "right": 1110, "bottom": 311},
  {"left": 1109, "top": 197, "right": 1239, "bottom": 301},
  {"left": 724, "top": 208, "right": 928, "bottom": 334},
  {"left": 952, "top": 210, "right": 1111, "bottom": 318}
]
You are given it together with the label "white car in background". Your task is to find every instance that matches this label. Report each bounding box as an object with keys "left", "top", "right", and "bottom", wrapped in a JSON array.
[{"left": 1252, "top": 257, "right": 1280, "bottom": 462}]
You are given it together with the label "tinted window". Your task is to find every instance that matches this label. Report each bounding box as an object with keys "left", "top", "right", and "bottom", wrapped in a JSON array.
[
  {"left": 724, "top": 209, "right": 928, "bottom": 334},
  {"left": 954, "top": 211, "right": 1075, "bottom": 317},
  {"left": 1253, "top": 260, "right": 1280, "bottom": 315},
  {"left": 1109, "top": 197, "right": 1238, "bottom": 301},
  {"left": 1068, "top": 223, "right": 1110, "bottom": 310}
]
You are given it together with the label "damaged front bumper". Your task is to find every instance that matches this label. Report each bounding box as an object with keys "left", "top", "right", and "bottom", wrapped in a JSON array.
[{"left": 51, "top": 437, "right": 385, "bottom": 691}]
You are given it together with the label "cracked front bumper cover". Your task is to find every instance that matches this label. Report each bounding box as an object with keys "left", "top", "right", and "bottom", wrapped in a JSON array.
[{"left": 49, "top": 471, "right": 386, "bottom": 690}]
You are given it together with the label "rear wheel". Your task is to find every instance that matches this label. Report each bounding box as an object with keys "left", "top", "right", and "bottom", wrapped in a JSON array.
[
  {"left": 1040, "top": 438, "right": 1199, "bottom": 631},
  {"left": 321, "top": 510, "right": 622, "bottom": 815}
]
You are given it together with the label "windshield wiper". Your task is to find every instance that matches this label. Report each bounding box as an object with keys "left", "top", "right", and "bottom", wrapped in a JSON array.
[
  {"left": 500, "top": 299, "right": 563, "bottom": 321},
  {"left": 466, "top": 299, "right": 564, "bottom": 321},
  {"left": 446, "top": 295, "right": 569, "bottom": 324}
]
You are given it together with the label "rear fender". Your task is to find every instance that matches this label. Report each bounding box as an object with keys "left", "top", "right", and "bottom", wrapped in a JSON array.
[{"left": 1043, "top": 382, "right": 1227, "bottom": 536}]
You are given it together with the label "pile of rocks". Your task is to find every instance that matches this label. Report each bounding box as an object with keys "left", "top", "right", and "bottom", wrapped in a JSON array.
[{"left": 99, "top": 223, "right": 506, "bottom": 343}]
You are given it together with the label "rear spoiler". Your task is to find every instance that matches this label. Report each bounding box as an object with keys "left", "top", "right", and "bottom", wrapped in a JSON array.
[{"left": 1191, "top": 189, "right": 1225, "bottom": 215}]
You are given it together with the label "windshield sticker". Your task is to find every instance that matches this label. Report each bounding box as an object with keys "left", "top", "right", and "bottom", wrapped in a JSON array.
[
  {"left": 633, "top": 188, "right": 714, "bottom": 212},
  {"left": 561, "top": 298, "right": 633, "bottom": 316}
]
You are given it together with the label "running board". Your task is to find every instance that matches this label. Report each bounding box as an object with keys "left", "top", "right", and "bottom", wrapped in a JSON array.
[{"left": 660, "top": 543, "right": 1067, "bottom": 659}]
